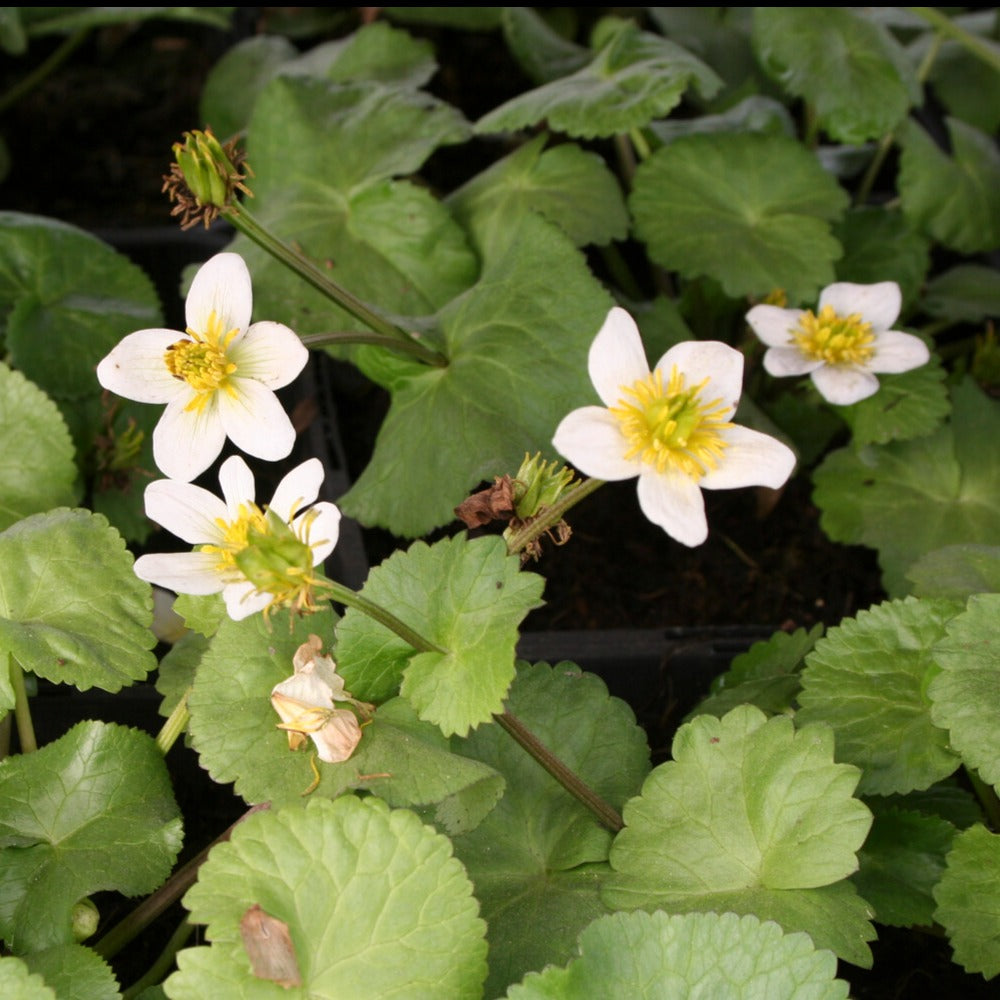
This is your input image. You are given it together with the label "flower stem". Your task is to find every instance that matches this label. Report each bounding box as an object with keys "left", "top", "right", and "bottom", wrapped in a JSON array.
[
  {"left": 323, "top": 579, "right": 447, "bottom": 654},
  {"left": 9, "top": 656, "right": 37, "bottom": 754},
  {"left": 222, "top": 205, "right": 448, "bottom": 368},
  {"left": 300, "top": 329, "right": 440, "bottom": 361},
  {"left": 506, "top": 477, "right": 605, "bottom": 556},
  {"left": 967, "top": 766, "right": 1000, "bottom": 831},
  {"left": 155, "top": 689, "right": 191, "bottom": 756},
  {"left": 907, "top": 7, "right": 1000, "bottom": 73},
  {"left": 495, "top": 710, "right": 624, "bottom": 832},
  {"left": 122, "top": 918, "right": 193, "bottom": 999},
  {"left": 94, "top": 803, "right": 271, "bottom": 961}
]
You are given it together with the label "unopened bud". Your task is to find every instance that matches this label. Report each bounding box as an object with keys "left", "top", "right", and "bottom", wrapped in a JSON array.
[{"left": 512, "top": 452, "right": 575, "bottom": 520}]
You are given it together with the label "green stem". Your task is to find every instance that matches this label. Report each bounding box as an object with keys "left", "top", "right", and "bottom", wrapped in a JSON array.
[
  {"left": 967, "top": 767, "right": 1000, "bottom": 831},
  {"left": 323, "top": 579, "right": 447, "bottom": 654},
  {"left": 122, "top": 918, "right": 194, "bottom": 1000},
  {"left": 907, "top": 7, "right": 1000, "bottom": 73},
  {"left": 0, "top": 28, "right": 90, "bottom": 116},
  {"left": 495, "top": 711, "right": 623, "bottom": 832},
  {"left": 854, "top": 133, "right": 896, "bottom": 206},
  {"left": 506, "top": 477, "right": 605, "bottom": 556},
  {"left": 94, "top": 804, "right": 271, "bottom": 961},
  {"left": 9, "top": 656, "right": 37, "bottom": 754},
  {"left": 300, "top": 329, "right": 440, "bottom": 360},
  {"left": 222, "top": 205, "right": 447, "bottom": 368},
  {"left": 155, "top": 689, "right": 190, "bottom": 756},
  {"left": 628, "top": 127, "right": 652, "bottom": 162}
]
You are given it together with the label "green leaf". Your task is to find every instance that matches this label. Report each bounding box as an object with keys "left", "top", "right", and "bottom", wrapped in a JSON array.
[
  {"left": 606, "top": 705, "right": 875, "bottom": 965},
  {"left": 0, "top": 509, "right": 155, "bottom": 692},
  {"left": 447, "top": 134, "right": 629, "bottom": 247},
  {"left": 0, "top": 213, "right": 161, "bottom": 400},
  {"left": 908, "top": 544, "right": 1000, "bottom": 600},
  {"left": 927, "top": 29, "right": 1000, "bottom": 134},
  {"left": 838, "top": 357, "right": 950, "bottom": 447},
  {"left": 899, "top": 117, "right": 1000, "bottom": 254},
  {"left": 383, "top": 7, "right": 503, "bottom": 30},
  {"left": 336, "top": 209, "right": 612, "bottom": 535},
  {"left": 832, "top": 207, "right": 931, "bottom": 309},
  {"left": 752, "top": 8, "right": 917, "bottom": 143},
  {"left": 876, "top": 779, "right": 983, "bottom": 830},
  {"left": 21, "top": 7, "right": 234, "bottom": 35},
  {"left": 0, "top": 721, "right": 182, "bottom": 952},
  {"left": 630, "top": 133, "right": 849, "bottom": 301},
  {"left": 923, "top": 264, "right": 1000, "bottom": 323},
  {"left": 500, "top": 7, "right": 590, "bottom": 84},
  {"left": 649, "top": 94, "right": 796, "bottom": 144},
  {"left": 853, "top": 806, "right": 955, "bottom": 927},
  {"left": 21, "top": 944, "right": 120, "bottom": 1000},
  {"left": 0, "top": 363, "right": 78, "bottom": 531},
  {"left": 166, "top": 797, "right": 487, "bottom": 998},
  {"left": 335, "top": 534, "right": 544, "bottom": 736},
  {"left": 451, "top": 661, "right": 651, "bottom": 997},
  {"left": 934, "top": 824, "right": 1000, "bottom": 978},
  {"left": 173, "top": 592, "right": 226, "bottom": 639},
  {"left": 813, "top": 379, "right": 1000, "bottom": 596},
  {"left": 929, "top": 594, "right": 1000, "bottom": 792},
  {"left": 475, "top": 16, "right": 721, "bottom": 138},
  {"left": 504, "top": 910, "right": 849, "bottom": 1000},
  {"left": 797, "top": 597, "right": 963, "bottom": 795},
  {"left": 156, "top": 630, "right": 209, "bottom": 718},
  {"left": 0, "top": 957, "right": 55, "bottom": 999}
]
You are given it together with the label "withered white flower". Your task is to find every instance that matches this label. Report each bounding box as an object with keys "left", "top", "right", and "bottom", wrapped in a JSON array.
[
  {"left": 270, "top": 635, "right": 371, "bottom": 764},
  {"left": 134, "top": 455, "right": 340, "bottom": 621},
  {"left": 746, "top": 281, "right": 930, "bottom": 405},
  {"left": 97, "top": 252, "right": 308, "bottom": 481},
  {"left": 553, "top": 307, "right": 796, "bottom": 547}
]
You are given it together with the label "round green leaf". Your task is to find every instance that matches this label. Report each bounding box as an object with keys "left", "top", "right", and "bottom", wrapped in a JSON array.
[
  {"left": 505, "top": 910, "right": 849, "bottom": 1000},
  {"left": 798, "top": 597, "right": 963, "bottom": 795},
  {"left": 0, "top": 363, "right": 78, "bottom": 531},
  {"left": 908, "top": 545, "right": 1000, "bottom": 601},
  {"left": 929, "top": 594, "right": 1000, "bottom": 792},
  {"left": 0, "top": 508, "right": 155, "bottom": 692},
  {"left": 0, "top": 721, "right": 182, "bottom": 952},
  {"left": 630, "top": 132, "right": 849, "bottom": 301},
  {"left": 0, "top": 957, "right": 56, "bottom": 1000},
  {"left": 21, "top": 944, "right": 120, "bottom": 1000},
  {"left": 934, "top": 824, "right": 1000, "bottom": 979},
  {"left": 923, "top": 264, "right": 1000, "bottom": 323},
  {"left": 167, "top": 796, "right": 487, "bottom": 998},
  {"left": 0, "top": 212, "right": 161, "bottom": 400}
]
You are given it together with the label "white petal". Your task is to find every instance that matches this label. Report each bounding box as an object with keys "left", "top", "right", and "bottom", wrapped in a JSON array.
[
  {"left": 811, "top": 365, "right": 880, "bottom": 405},
  {"left": 745, "top": 305, "right": 805, "bottom": 347},
  {"left": 185, "top": 253, "right": 252, "bottom": 335},
  {"left": 97, "top": 329, "right": 186, "bottom": 403},
  {"left": 222, "top": 581, "right": 272, "bottom": 621},
  {"left": 152, "top": 395, "right": 228, "bottom": 482},
  {"left": 144, "top": 479, "right": 228, "bottom": 544},
  {"left": 763, "top": 346, "right": 824, "bottom": 377},
  {"left": 134, "top": 551, "right": 224, "bottom": 594},
  {"left": 819, "top": 281, "right": 901, "bottom": 332},
  {"left": 636, "top": 470, "right": 708, "bottom": 547},
  {"left": 294, "top": 502, "right": 341, "bottom": 565},
  {"left": 701, "top": 425, "right": 797, "bottom": 491},
  {"left": 269, "top": 458, "right": 324, "bottom": 521},
  {"left": 218, "top": 455, "right": 256, "bottom": 516},
  {"left": 232, "top": 322, "right": 309, "bottom": 389},
  {"left": 311, "top": 711, "right": 363, "bottom": 763},
  {"left": 553, "top": 407, "right": 642, "bottom": 481},
  {"left": 587, "top": 307, "right": 651, "bottom": 408},
  {"left": 868, "top": 331, "right": 930, "bottom": 374},
  {"left": 271, "top": 671, "right": 334, "bottom": 711},
  {"left": 217, "top": 380, "right": 297, "bottom": 461},
  {"left": 655, "top": 341, "right": 744, "bottom": 418}
]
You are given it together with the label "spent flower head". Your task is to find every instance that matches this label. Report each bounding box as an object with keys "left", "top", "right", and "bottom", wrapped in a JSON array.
[
  {"left": 746, "top": 281, "right": 930, "bottom": 405},
  {"left": 553, "top": 307, "right": 796, "bottom": 547},
  {"left": 97, "top": 252, "right": 308, "bottom": 482},
  {"left": 133, "top": 455, "right": 340, "bottom": 621}
]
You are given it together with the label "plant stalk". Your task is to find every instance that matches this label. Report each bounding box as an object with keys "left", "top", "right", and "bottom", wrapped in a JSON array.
[
  {"left": 9, "top": 656, "right": 37, "bottom": 754},
  {"left": 155, "top": 689, "right": 191, "bottom": 756},
  {"left": 122, "top": 918, "right": 194, "bottom": 999},
  {"left": 506, "top": 477, "right": 605, "bottom": 556},
  {"left": 967, "top": 767, "right": 1000, "bottom": 831},
  {"left": 495, "top": 710, "right": 624, "bottom": 832},
  {"left": 907, "top": 7, "right": 1000, "bottom": 73},
  {"left": 222, "top": 206, "right": 447, "bottom": 368},
  {"left": 300, "top": 329, "right": 440, "bottom": 360}
]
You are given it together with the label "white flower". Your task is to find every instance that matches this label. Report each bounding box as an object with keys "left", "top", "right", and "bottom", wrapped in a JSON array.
[
  {"left": 97, "top": 252, "right": 309, "bottom": 482},
  {"left": 270, "top": 635, "right": 371, "bottom": 764},
  {"left": 134, "top": 455, "right": 341, "bottom": 620},
  {"left": 552, "top": 307, "right": 796, "bottom": 547},
  {"left": 746, "top": 281, "right": 930, "bottom": 405}
]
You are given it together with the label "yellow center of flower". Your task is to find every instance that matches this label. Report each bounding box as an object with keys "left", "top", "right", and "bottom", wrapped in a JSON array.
[
  {"left": 164, "top": 310, "right": 239, "bottom": 411},
  {"left": 610, "top": 366, "right": 732, "bottom": 479},
  {"left": 200, "top": 502, "right": 269, "bottom": 576},
  {"left": 791, "top": 305, "right": 875, "bottom": 365}
]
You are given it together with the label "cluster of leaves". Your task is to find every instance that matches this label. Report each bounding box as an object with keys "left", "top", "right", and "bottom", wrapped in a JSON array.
[{"left": 1, "top": 6, "right": 999, "bottom": 999}]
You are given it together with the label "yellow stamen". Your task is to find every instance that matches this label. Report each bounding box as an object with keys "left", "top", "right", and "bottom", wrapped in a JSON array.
[
  {"left": 200, "top": 502, "right": 269, "bottom": 578},
  {"left": 164, "top": 309, "right": 240, "bottom": 411},
  {"left": 610, "top": 365, "right": 732, "bottom": 479},
  {"left": 791, "top": 304, "right": 875, "bottom": 365}
]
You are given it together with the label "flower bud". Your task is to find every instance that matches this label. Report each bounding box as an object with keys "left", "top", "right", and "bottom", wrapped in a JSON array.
[
  {"left": 512, "top": 452, "right": 575, "bottom": 520},
  {"left": 71, "top": 898, "right": 100, "bottom": 942}
]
